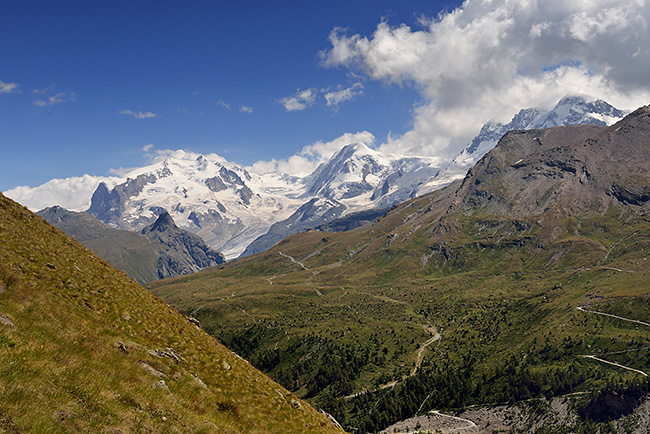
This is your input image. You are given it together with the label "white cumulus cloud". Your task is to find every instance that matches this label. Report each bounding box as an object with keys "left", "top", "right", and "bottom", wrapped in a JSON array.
[
  {"left": 321, "top": 0, "right": 650, "bottom": 160},
  {"left": 4, "top": 174, "right": 123, "bottom": 212},
  {"left": 279, "top": 83, "right": 363, "bottom": 111},
  {"left": 279, "top": 88, "right": 318, "bottom": 111},
  {"left": 323, "top": 82, "right": 364, "bottom": 108},
  {"left": 119, "top": 109, "right": 158, "bottom": 119},
  {"left": 249, "top": 131, "right": 375, "bottom": 177},
  {"left": 0, "top": 80, "right": 19, "bottom": 94}
]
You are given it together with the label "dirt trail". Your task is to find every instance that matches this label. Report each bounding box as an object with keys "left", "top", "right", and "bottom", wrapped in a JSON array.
[
  {"left": 279, "top": 251, "right": 309, "bottom": 270},
  {"left": 580, "top": 355, "right": 648, "bottom": 377},
  {"left": 577, "top": 306, "right": 650, "bottom": 377},
  {"left": 411, "top": 326, "right": 441, "bottom": 376},
  {"left": 576, "top": 306, "right": 650, "bottom": 328},
  {"left": 345, "top": 325, "right": 440, "bottom": 399}
]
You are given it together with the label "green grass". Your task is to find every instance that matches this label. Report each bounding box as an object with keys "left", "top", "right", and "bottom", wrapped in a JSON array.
[
  {"left": 0, "top": 193, "right": 344, "bottom": 434},
  {"left": 149, "top": 191, "right": 650, "bottom": 432}
]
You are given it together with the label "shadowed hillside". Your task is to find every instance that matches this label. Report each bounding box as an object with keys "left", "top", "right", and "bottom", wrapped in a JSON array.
[{"left": 37, "top": 207, "right": 225, "bottom": 284}]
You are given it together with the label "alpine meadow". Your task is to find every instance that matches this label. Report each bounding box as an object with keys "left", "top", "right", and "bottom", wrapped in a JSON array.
[{"left": 150, "top": 107, "right": 650, "bottom": 433}]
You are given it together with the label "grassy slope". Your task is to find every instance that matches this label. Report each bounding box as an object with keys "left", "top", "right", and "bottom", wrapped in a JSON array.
[
  {"left": 150, "top": 185, "right": 650, "bottom": 431},
  {"left": 83, "top": 231, "right": 160, "bottom": 284},
  {"left": 0, "top": 193, "right": 345, "bottom": 434},
  {"left": 36, "top": 208, "right": 161, "bottom": 284}
]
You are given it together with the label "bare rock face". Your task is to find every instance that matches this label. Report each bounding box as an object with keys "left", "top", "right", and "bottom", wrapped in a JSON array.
[
  {"left": 87, "top": 171, "right": 168, "bottom": 228},
  {"left": 450, "top": 105, "right": 650, "bottom": 217},
  {"left": 141, "top": 212, "right": 226, "bottom": 279}
]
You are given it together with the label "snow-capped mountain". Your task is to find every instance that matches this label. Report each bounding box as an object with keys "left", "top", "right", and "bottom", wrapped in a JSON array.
[
  {"left": 304, "top": 142, "right": 440, "bottom": 209},
  {"left": 416, "top": 95, "right": 627, "bottom": 195},
  {"left": 87, "top": 151, "right": 303, "bottom": 259},
  {"left": 241, "top": 197, "right": 347, "bottom": 257},
  {"left": 241, "top": 96, "right": 626, "bottom": 257},
  {"left": 233, "top": 143, "right": 437, "bottom": 256},
  {"left": 23, "top": 95, "right": 627, "bottom": 260},
  {"left": 85, "top": 145, "right": 439, "bottom": 259}
]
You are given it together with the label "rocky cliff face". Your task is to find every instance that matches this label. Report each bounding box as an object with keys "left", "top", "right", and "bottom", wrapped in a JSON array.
[
  {"left": 141, "top": 212, "right": 226, "bottom": 279},
  {"left": 450, "top": 105, "right": 650, "bottom": 216},
  {"left": 418, "top": 96, "right": 627, "bottom": 195},
  {"left": 87, "top": 169, "right": 170, "bottom": 228}
]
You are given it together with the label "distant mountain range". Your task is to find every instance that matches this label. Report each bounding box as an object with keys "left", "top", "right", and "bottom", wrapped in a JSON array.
[
  {"left": 24, "top": 96, "right": 627, "bottom": 261},
  {"left": 83, "top": 141, "right": 440, "bottom": 259},
  {"left": 241, "top": 95, "right": 627, "bottom": 255},
  {"left": 37, "top": 206, "right": 224, "bottom": 283},
  {"left": 84, "top": 155, "right": 302, "bottom": 259}
]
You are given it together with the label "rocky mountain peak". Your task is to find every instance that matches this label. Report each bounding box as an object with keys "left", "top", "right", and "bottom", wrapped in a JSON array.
[
  {"left": 450, "top": 105, "right": 650, "bottom": 217},
  {"left": 144, "top": 211, "right": 176, "bottom": 234},
  {"left": 532, "top": 95, "right": 626, "bottom": 129},
  {"left": 417, "top": 95, "right": 628, "bottom": 197},
  {"left": 139, "top": 209, "right": 226, "bottom": 279}
]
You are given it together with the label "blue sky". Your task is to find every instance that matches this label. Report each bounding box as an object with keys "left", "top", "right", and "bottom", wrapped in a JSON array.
[
  {"left": 2, "top": 0, "right": 650, "bottom": 200},
  {"left": 0, "top": 0, "right": 456, "bottom": 191}
]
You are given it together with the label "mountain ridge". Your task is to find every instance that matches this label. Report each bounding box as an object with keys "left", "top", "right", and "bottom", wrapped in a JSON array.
[
  {"left": 149, "top": 105, "right": 650, "bottom": 433},
  {"left": 417, "top": 95, "right": 627, "bottom": 195},
  {"left": 7, "top": 95, "right": 628, "bottom": 260},
  {"left": 37, "top": 206, "right": 225, "bottom": 283},
  {"left": 451, "top": 105, "right": 650, "bottom": 216}
]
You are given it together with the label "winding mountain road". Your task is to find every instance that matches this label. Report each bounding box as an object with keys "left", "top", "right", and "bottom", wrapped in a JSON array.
[{"left": 580, "top": 355, "right": 648, "bottom": 377}]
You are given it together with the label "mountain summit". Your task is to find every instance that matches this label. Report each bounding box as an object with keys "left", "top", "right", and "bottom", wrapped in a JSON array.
[
  {"left": 141, "top": 212, "right": 226, "bottom": 279},
  {"left": 144, "top": 211, "right": 176, "bottom": 233},
  {"left": 451, "top": 104, "right": 650, "bottom": 216},
  {"left": 19, "top": 96, "right": 627, "bottom": 259},
  {"left": 85, "top": 151, "right": 303, "bottom": 259},
  {"left": 38, "top": 206, "right": 225, "bottom": 283},
  {"left": 418, "top": 95, "right": 627, "bottom": 194}
]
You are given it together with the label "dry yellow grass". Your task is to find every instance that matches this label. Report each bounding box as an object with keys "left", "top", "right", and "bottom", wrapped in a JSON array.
[{"left": 0, "top": 192, "right": 346, "bottom": 434}]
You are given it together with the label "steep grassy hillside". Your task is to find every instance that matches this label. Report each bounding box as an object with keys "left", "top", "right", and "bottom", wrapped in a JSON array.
[
  {"left": 37, "top": 207, "right": 225, "bottom": 284},
  {"left": 0, "top": 193, "right": 345, "bottom": 434},
  {"left": 150, "top": 108, "right": 650, "bottom": 433},
  {"left": 37, "top": 206, "right": 160, "bottom": 283}
]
